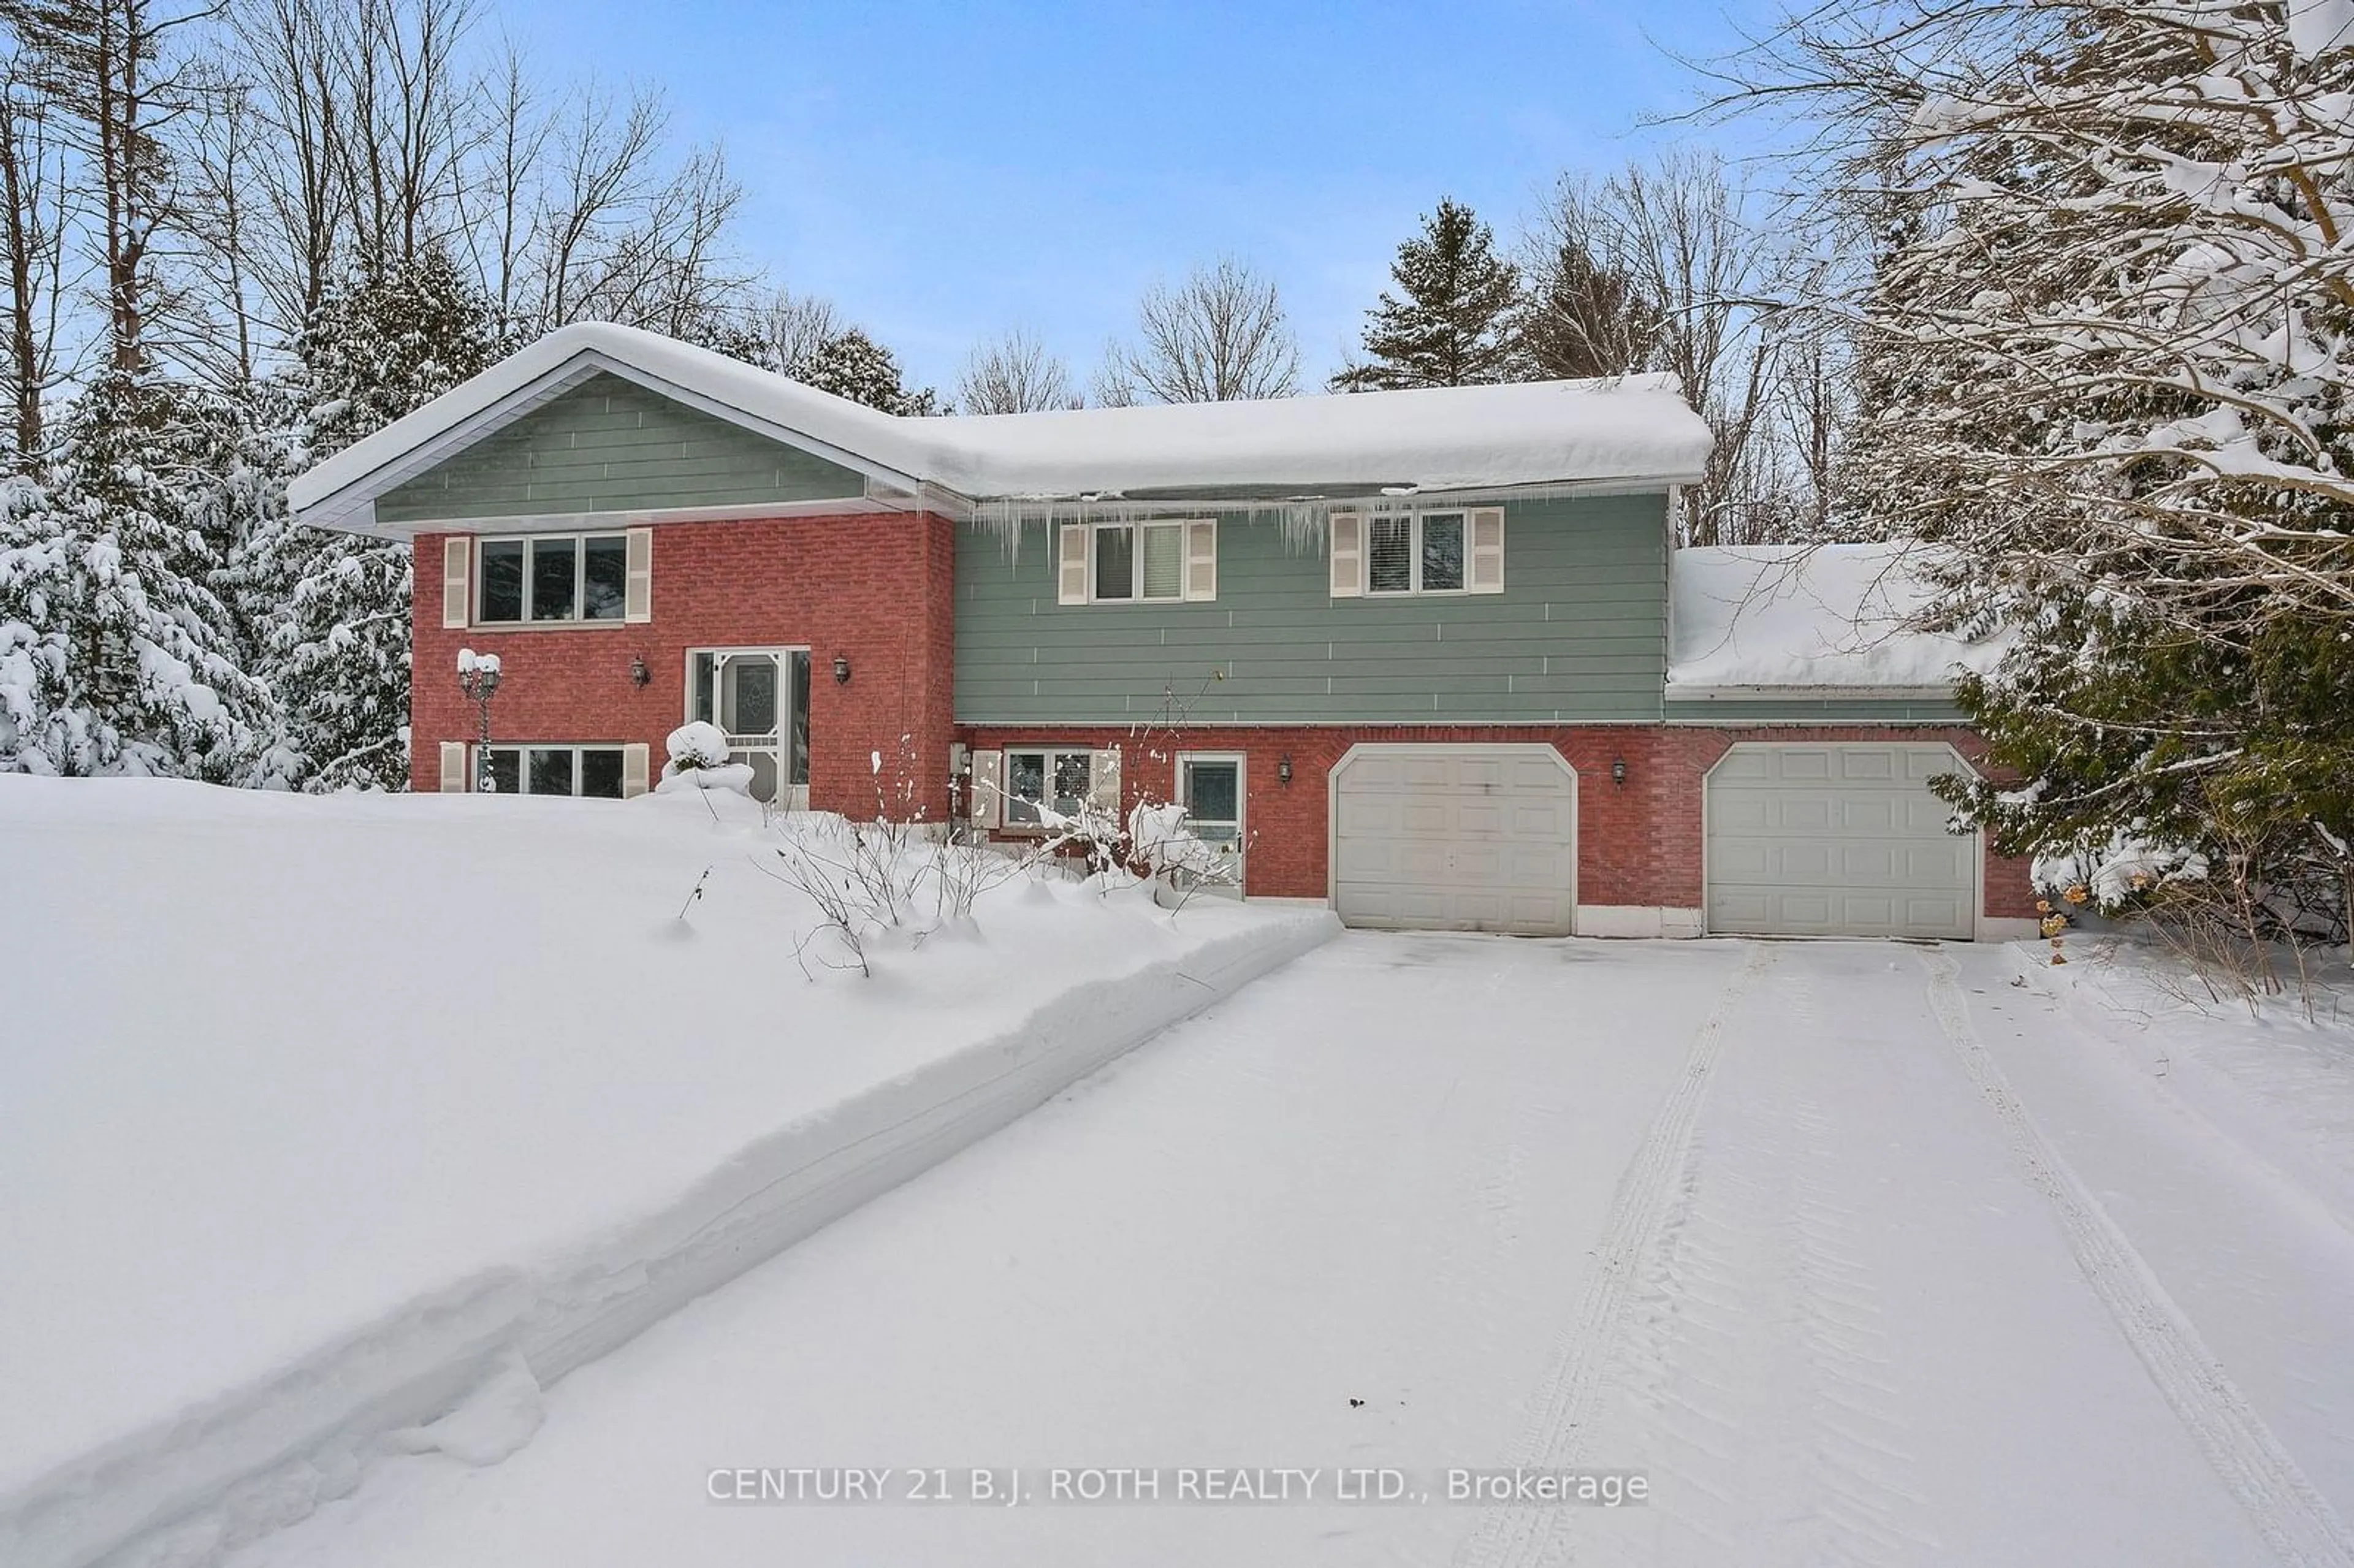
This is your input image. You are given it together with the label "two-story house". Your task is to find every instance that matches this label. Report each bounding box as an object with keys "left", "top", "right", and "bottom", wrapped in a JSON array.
[{"left": 288, "top": 322, "right": 2036, "bottom": 941}]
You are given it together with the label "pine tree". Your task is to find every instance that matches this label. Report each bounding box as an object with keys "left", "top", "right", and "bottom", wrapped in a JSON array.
[
  {"left": 0, "top": 371, "right": 270, "bottom": 777},
  {"left": 229, "top": 246, "right": 506, "bottom": 791},
  {"left": 1335, "top": 199, "right": 1521, "bottom": 390},
  {"left": 1518, "top": 233, "right": 1659, "bottom": 381}
]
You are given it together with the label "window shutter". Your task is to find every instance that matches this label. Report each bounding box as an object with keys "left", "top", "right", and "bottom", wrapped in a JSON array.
[
  {"left": 441, "top": 538, "right": 470, "bottom": 628},
  {"left": 623, "top": 527, "right": 653, "bottom": 622},
  {"left": 1089, "top": 745, "right": 1122, "bottom": 813},
  {"left": 1057, "top": 523, "right": 1090, "bottom": 605},
  {"left": 1183, "top": 519, "right": 1217, "bottom": 601},
  {"left": 1328, "top": 511, "right": 1363, "bottom": 598},
  {"left": 438, "top": 741, "right": 467, "bottom": 792},
  {"left": 969, "top": 749, "right": 1003, "bottom": 829},
  {"left": 620, "top": 743, "right": 650, "bottom": 799},
  {"left": 1468, "top": 508, "right": 1506, "bottom": 594}
]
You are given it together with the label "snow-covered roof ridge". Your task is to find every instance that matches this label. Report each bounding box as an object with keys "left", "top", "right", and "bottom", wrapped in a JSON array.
[
  {"left": 1667, "top": 541, "right": 2008, "bottom": 693},
  {"left": 288, "top": 320, "right": 1715, "bottom": 528}
]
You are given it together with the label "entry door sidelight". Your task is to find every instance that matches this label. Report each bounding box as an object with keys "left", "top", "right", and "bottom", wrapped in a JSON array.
[{"left": 688, "top": 649, "right": 810, "bottom": 806}]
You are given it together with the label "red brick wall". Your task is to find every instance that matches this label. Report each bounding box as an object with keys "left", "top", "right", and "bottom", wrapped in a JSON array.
[
  {"left": 961, "top": 723, "right": 2036, "bottom": 920},
  {"left": 411, "top": 512, "right": 958, "bottom": 818}
]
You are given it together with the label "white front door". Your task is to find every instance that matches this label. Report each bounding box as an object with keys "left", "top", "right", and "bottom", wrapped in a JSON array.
[
  {"left": 688, "top": 649, "right": 809, "bottom": 807},
  {"left": 1176, "top": 753, "right": 1245, "bottom": 892}
]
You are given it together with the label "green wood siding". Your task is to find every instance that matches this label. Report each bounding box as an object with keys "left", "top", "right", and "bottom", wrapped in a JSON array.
[
  {"left": 954, "top": 494, "right": 1671, "bottom": 725},
  {"left": 1664, "top": 696, "right": 1968, "bottom": 725},
  {"left": 376, "top": 371, "right": 864, "bottom": 524}
]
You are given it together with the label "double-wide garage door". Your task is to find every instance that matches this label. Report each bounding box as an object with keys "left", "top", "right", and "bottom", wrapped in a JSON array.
[
  {"left": 1332, "top": 745, "right": 1577, "bottom": 937},
  {"left": 1705, "top": 742, "right": 1976, "bottom": 940}
]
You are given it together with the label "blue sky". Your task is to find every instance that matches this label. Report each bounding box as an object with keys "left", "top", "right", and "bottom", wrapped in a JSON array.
[{"left": 497, "top": 0, "right": 1783, "bottom": 395}]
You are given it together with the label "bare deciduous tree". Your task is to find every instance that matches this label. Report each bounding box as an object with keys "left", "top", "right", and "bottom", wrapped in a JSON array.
[
  {"left": 1097, "top": 256, "right": 1300, "bottom": 404},
  {"left": 957, "top": 325, "right": 1078, "bottom": 413},
  {"left": 5, "top": 0, "right": 223, "bottom": 374},
  {"left": 0, "top": 51, "right": 70, "bottom": 454},
  {"left": 742, "top": 286, "right": 839, "bottom": 378},
  {"left": 1522, "top": 151, "right": 1794, "bottom": 544}
]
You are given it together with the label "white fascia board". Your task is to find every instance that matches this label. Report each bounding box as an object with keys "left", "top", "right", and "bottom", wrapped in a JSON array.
[{"left": 1664, "top": 683, "right": 1959, "bottom": 703}]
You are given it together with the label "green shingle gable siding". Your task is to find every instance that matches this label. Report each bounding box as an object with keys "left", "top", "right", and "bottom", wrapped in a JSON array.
[
  {"left": 375, "top": 371, "right": 865, "bottom": 525},
  {"left": 954, "top": 493, "right": 1673, "bottom": 725}
]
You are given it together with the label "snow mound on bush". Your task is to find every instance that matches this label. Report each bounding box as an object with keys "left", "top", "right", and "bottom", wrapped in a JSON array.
[{"left": 665, "top": 721, "right": 731, "bottom": 770}]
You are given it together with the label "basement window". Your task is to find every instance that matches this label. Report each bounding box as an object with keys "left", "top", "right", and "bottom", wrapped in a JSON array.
[{"left": 486, "top": 745, "right": 627, "bottom": 797}]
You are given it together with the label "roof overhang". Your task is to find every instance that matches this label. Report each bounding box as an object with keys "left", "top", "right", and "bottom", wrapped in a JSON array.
[
  {"left": 1664, "top": 683, "right": 1960, "bottom": 703},
  {"left": 292, "top": 348, "right": 948, "bottom": 538}
]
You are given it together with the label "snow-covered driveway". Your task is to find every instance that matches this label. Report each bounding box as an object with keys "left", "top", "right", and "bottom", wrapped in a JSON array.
[{"left": 226, "top": 935, "right": 2354, "bottom": 1568}]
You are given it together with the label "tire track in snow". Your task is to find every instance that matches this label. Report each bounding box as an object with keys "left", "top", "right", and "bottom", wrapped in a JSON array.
[
  {"left": 1918, "top": 947, "right": 2354, "bottom": 1568},
  {"left": 1571, "top": 955, "right": 1929, "bottom": 1568},
  {"left": 1452, "top": 941, "right": 1775, "bottom": 1568}
]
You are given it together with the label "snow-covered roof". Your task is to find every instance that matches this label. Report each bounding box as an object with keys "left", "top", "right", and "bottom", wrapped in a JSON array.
[
  {"left": 288, "top": 321, "right": 1715, "bottom": 533},
  {"left": 1667, "top": 543, "right": 2007, "bottom": 695}
]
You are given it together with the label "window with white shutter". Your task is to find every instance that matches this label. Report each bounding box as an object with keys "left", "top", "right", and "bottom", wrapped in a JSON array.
[
  {"left": 969, "top": 749, "right": 1004, "bottom": 828},
  {"left": 438, "top": 740, "right": 468, "bottom": 791},
  {"left": 621, "top": 743, "right": 651, "bottom": 798},
  {"left": 997, "top": 746, "right": 1122, "bottom": 828},
  {"left": 1183, "top": 519, "right": 1217, "bottom": 601},
  {"left": 441, "top": 538, "right": 470, "bottom": 628},
  {"left": 623, "top": 527, "right": 653, "bottom": 622},
  {"left": 1089, "top": 745, "right": 1122, "bottom": 813},
  {"left": 1348, "top": 509, "right": 1496, "bottom": 596},
  {"left": 1468, "top": 508, "right": 1505, "bottom": 593},
  {"left": 1329, "top": 510, "right": 1363, "bottom": 598},
  {"left": 1069, "top": 520, "right": 1196, "bottom": 603},
  {"left": 1057, "top": 524, "right": 1089, "bottom": 605}
]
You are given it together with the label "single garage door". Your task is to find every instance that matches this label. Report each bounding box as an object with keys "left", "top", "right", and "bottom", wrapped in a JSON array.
[
  {"left": 1705, "top": 742, "right": 1976, "bottom": 939},
  {"left": 1331, "top": 745, "right": 1577, "bottom": 936}
]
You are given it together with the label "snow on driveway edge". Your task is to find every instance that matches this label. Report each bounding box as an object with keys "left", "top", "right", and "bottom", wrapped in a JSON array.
[{"left": 15, "top": 908, "right": 1340, "bottom": 1568}]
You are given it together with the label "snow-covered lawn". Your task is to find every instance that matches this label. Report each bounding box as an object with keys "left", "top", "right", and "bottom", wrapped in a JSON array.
[
  {"left": 0, "top": 777, "right": 1331, "bottom": 1568},
  {"left": 202, "top": 934, "right": 2354, "bottom": 1567}
]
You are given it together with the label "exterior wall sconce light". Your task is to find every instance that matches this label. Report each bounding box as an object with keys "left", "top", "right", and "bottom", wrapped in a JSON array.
[
  {"left": 628, "top": 654, "right": 651, "bottom": 688},
  {"left": 832, "top": 654, "right": 852, "bottom": 685},
  {"left": 1611, "top": 756, "right": 1628, "bottom": 789},
  {"left": 1278, "top": 755, "right": 1293, "bottom": 785}
]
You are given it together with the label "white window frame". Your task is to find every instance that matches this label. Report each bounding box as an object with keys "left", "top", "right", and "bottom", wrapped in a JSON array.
[
  {"left": 1086, "top": 519, "right": 1190, "bottom": 604},
  {"left": 1365, "top": 509, "right": 1470, "bottom": 597},
  {"left": 483, "top": 742, "right": 632, "bottom": 797},
  {"left": 1001, "top": 747, "right": 1100, "bottom": 828},
  {"left": 474, "top": 531, "right": 631, "bottom": 625}
]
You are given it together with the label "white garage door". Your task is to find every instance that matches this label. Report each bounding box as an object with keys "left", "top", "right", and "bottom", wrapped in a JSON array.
[
  {"left": 1332, "top": 745, "right": 1577, "bottom": 936},
  {"left": 1705, "top": 742, "right": 1976, "bottom": 939}
]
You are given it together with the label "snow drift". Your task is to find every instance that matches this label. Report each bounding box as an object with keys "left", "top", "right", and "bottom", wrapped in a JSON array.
[{"left": 0, "top": 777, "right": 1333, "bottom": 1568}]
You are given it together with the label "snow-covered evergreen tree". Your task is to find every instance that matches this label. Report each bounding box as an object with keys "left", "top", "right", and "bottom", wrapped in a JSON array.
[
  {"left": 796, "top": 325, "right": 944, "bottom": 414},
  {"left": 230, "top": 246, "right": 506, "bottom": 791},
  {"left": 0, "top": 371, "right": 270, "bottom": 778},
  {"left": 1740, "top": 0, "right": 2354, "bottom": 944},
  {"left": 1335, "top": 198, "right": 1521, "bottom": 390}
]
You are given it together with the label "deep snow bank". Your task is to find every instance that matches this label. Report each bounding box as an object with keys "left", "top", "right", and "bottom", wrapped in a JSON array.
[
  {"left": 0, "top": 778, "right": 1334, "bottom": 1568},
  {"left": 2005, "top": 937, "right": 2354, "bottom": 1234}
]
